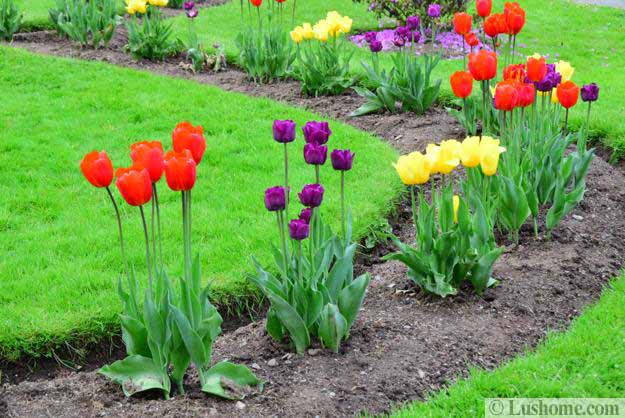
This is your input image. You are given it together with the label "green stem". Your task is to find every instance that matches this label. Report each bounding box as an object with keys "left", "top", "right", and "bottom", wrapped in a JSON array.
[
  {"left": 277, "top": 211, "right": 288, "bottom": 273},
  {"left": 315, "top": 165, "right": 320, "bottom": 184},
  {"left": 139, "top": 205, "right": 153, "bottom": 289},
  {"left": 106, "top": 186, "right": 128, "bottom": 276},
  {"left": 564, "top": 108, "right": 569, "bottom": 135},
  {"left": 151, "top": 186, "right": 158, "bottom": 277},
  {"left": 284, "top": 142, "right": 289, "bottom": 216},
  {"left": 410, "top": 186, "right": 418, "bottom": 234},
  {"left": 340, "top": 171, "right": 346, "bottom": 240},
  {"left": 153, "top": 184, "right": 164, "bottom": 268}
]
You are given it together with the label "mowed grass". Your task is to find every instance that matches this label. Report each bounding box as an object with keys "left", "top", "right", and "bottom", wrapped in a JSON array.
[
  {"left": 387, "top": 274, "right": 625, "bottom": 417},
  {"left": 0, "top": 46, "right": 400, "bottom": 359}
]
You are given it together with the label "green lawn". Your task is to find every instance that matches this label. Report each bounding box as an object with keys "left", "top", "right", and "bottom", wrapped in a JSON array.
[
  {"left": 0, "top": 46, "right": 399, "bottom": 360},
  {"left": 388, "top": 273, "right": 625, "bottom": 417},
  {"left": 13, "top": 0, "right": 54, "bottom": 30}
]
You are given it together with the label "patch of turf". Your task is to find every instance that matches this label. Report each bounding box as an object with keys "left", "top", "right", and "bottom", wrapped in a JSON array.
[
  {"left": 0, "top": 46, "right": 400, "bottom": 360},
  {"left": 387, "top": 273, "right": 625, "bottom": 417}
]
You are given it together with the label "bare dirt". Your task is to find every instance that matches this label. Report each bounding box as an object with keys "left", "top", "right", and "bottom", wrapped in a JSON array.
[{"left": 2, "top": 28, "right": 625, "bottom": 418}]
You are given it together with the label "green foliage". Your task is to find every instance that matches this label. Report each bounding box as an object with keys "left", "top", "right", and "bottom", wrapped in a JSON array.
[
  {"left": 295, "top": 37, "right": 355, "bottom": 96},
  {"left": 49, "top": 0, "right": 119, "bottom": 48},
  {"left": 235, "top": 13, "right": 294, "bottom": 83},
  {"left": 183, "top": 19, "right": 207, "bottom": 72},
  {"left": 126, "top": 9, "right": 176, "bottom": 60},
  {"left": 354, "top": 0, "right": 467, "bottom": 26},
  {"left": 353, "top": 51, "right": 441, "bottom": 116},
  {"left": 168, "top": 0, "right": 184, "bottom": 8},
  {"left": 249, "top": 212, "right": 370, "bottom": 353},
  {"left": 363, "top": 218, "right": 393, "bottom": 250},
  {"left": 385, "top": 185, "right": 502, "bottom": 297},
  {"left": 0, "top": 0, "right": 21, "bottom": 41}
]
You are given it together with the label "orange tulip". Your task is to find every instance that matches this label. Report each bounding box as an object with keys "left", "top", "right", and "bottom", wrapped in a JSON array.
[
  {"left": 464, "top": 32, "right": 479, "bottom": 48},
  {"left": 172, "top": 122, "right": 206, "bottom": 165},
  {"left": 476, "top": 0, "right": 492, "bottom": 18},
  {"left": 468, "top": 50, "right": 497, "bottom": 81},
  {"left": 115, "top": 167, "right": 153, "bottom": 206},
  {"left": 80, "top": 151, "right": 114, "bottom": 188},
  {"left": 503, "top": 63, "right": 525, "bottom": 82},
  {"left": 164, "top": 150, "right": 197, "bottom": 192},
  {"left": 504, "top": 2, "right": 525, "bottom": 35},
  {"left": 250, "top": 0, "right": 262, "bottom": 6},
  {"left": 450, "top": 71, "right": 474, "bottom": 99},
  {"left": 453, "top": 12, "right": 472, "bottom": 35},
  {"left": 556, "top": 81, "right": 580, "bottom": 109},
  {"left": 516, "top": 83, "right": 535, "bottom": 108},
  {"left": 130, "top": 141, "right": 165, "bottom": 183},
  {"left": 494, "top": 81, "right": 519, "bottom": 111},
  {"left": 526, "top": 56, "right": 547, "bottom": 83},
  {"left": 483, "top": 14, "right": 499, "bottom": 38}
]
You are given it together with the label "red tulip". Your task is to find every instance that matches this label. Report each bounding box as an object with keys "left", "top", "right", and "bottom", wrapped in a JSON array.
[
  {"left": 526, "top": 56, "right": 547, "bottom": 83},
  {"left": 80, "top": 151, "right": 114, "bottom": 188},
  {"left": 164, "top": 150, "right": 197, "bottom": 192},
  {"left": 483, "top": 15, "right": 499, "bottom": 38},
  {"left": 130, "top": 141, "right": 165, "bottom": 183},
  {"left": 495, "top": 13, "right": 509, "bottom": 35},
  {"left": 503, "top": 63, "right": 525, "bottom": 82},
  {"left": 450, "top": 71, "right": 474, "bottom": 99},
  {"left": 476, "top": 0, "right": 492, "bottom": 18},
  {"left": 172, "top": 122, "right": 206, "bottom": 165},
  {"left": 504, "top": 2, "right": 525, "bottom": 35},
  {"left": 250, "top": 0, "right": 262, "bottom": 6},
  {"left": 494, "top": 81, "right": 519, "bottom": 111},
  {"left": 453, "top": 12, "right": 472, "bottom": 35},
  {"left": 557, "top": 81, "right": 580, "bottom": 109},
  {"left": 468, "top": 50, "right": 497, "bottom": 81},
  {"left": 516, "top": 83, "right": 535, "bottom": 108},
  {"left": 115, "top": 167, "right": 152, "bottom": 206},
  {"left": 464, "top": 32, "right": 479, "bottom": 48}
]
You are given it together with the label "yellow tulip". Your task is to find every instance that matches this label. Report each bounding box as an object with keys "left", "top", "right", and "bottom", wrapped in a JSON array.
[
  {"left": 555, "top": 60, "right": 574, "bottom": 82},
  {"left": 480, "top": 142, "right": 506, "bottom": 176},
  {"left": 313, "top": 20, "right": 330, "bottom": 42},
  {"left": 126, "top": 0, "right": 147, "bottom": 14},
  {"left": 453, "top": 195, "right": 460, "bottom": 224},
  {"left": 393, "top": 153, "right": 431, "bottom": 185},
  {"left": 302, "top": 23, "right": 314, "bottom": 40},
  {"left": 551, "top": 87, "right": 559, "bottom": 104},
  {"left": 339, "top": 16, "right": 353, "bottom": 34},
  {"left": 433, "top": 140, "right": 461, "bottom": 175},
  {"left": 528, "top": 52, "right": 542, "bottom": 60},
  {"left": 460, "top": 136, "right": 481, "bottom": 168},
  {"left": 148, "top": 0, "right": 168, "bottom": 6},
  {"left": 290, "top": 26, "right": 304, "bottom": 44}
]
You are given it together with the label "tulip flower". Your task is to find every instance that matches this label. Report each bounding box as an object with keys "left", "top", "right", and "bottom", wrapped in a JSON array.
[
  {"left": 484, "top": 14, "right": 499, "bottom": 38},
  {"left": 427, "top": 4, "right": 441, "bottom": 18},
  {"left": 464, "top": 32, "right": 479, "bottom": 49},
  {"left": 183, "top": 1, "right": 194, "bottom": 10},
  {"left": 494, "top": 81, "right": 519, "bottom": 112},
  {"left": 555, "top": 60, "right": 574, "bottom": 83},
  {"left": 581, "top": 83, "right": 599, "bottom": 102},
  {"left": 331, "top": 149, "right": 355, "bottom": 171},
  {"left": 369, "top": 40, "right": 383, "bottom": 53},
  {"left": 304, "top": 143, "right": 328, "bottom": 166},
  {"left": 526, "top": 56, "right": 547, "bottom": 83},
  {"left": 476, "top": 0, "right": 492, "bottom": 18},
  {"left": 460, "top": 136, "right": 481, "bottom": 168},
  {"left": 406, "top": 15, "right": 419, "bottom": 30},
  {"left": 115, "top": 167, "right": 153, "bottom": 206},
  {"left": 299, "top": 184, "right": 324, "bottom": 208},
  {"left": 186, "top": 8, "right": 198, "bottom": 18},
  {"left": 164, "top": 150, "right": 197, "bottom": 192},
  {"left": 503, "top": 2, "right": 525, "bottom": 35},
  {"left": 393, "top": 35, "right": 406, "bottom": 48},
  {"left": 250, "top": 0, "right": 262, "bottom": 6},
  {"left": 302, "top": 121, "right": 331, "bottom": 145},
  {"left": 288, "top": 219, "right": 310, "bottom": 241},
  {"left": 290, "top": 27, "right": 304, "bottom": 43},
  {"left": 364, "top": 31, "right": 377, "bottom": 43},
  {"left": 450, "top": 71, "right": 473, "bottom": 99},
  {"left": 516, "top": 83, "right": 535, "bottom": 108},
  {"left": 301, "top": 23, "right": 314, "bottom": 40},
  {"left": 126, "top": 0, "right": 147, "bottom": 14},
  {"left": 264, "top": 186, "right": 286, "bottom": 212},
  {"left": 130, "top": 141, "right": 165, "bottom": 183},
  {"left": 393, "top": 153, "right": 431, "bottom": 185},
  {"left": 172, "top": 122, "right": 206, "bottom": 164},
  {"left": 453, "top": 12, "right": 472, "bottom": 35},
  {"left": 80, "top": 150, "right": 114, "bottom": 188},
  {"left": 299, "top": 207, "right": 312, "bottom": 224},
  {"left": 503, "top": 63, "right": 525, "bottom": 82},
  {"left": 453, "top": 195, "right": 460, "bottom": 223},
  {"left": 273, "top": 120, "right": 296, "bottom": 143},
  {"left": 313, "top": 21, "right": 330, "bottom": 42},
  {"left": 468, "top": 50, "right": 497, "bottom": 81},
  {"left": 480, "top": 141, "right": 506, "bottom": 176},
  {"left": 557, "top": 81, "right": 579, "bottom": 109}
]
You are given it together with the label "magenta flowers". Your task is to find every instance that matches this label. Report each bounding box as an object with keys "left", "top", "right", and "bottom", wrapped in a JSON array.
[
  {"left": 273, "top": 119, "right": 297, "bottom": 143},
  {"left": 298, "top": 207, "right": 312, "bottom": 224},
  {"left": 581, "top": 83, "right": 599, "bottom": 103},
  {"left": 428, "top": 4, "right": 441, "bottom": 18},
  {"left": 264, "top": 186, "right": 286, "bottom": 211},
  {"left": 183, "top": 1, "right": 195, "bottom": 10},
  {"left": 302, "top": 121, "right": 331, "bottom": 145},
  {"left": 369, "top": 40, "right": 383, "bottom": 53},
  {"left": 331, "top": 149, "right": 355, "bottom": 171},
  {"left": 288, "top": 219, "right": 310, "bottom": 241},
  {"left": 299, "top": 184, "right": 324, "bottom": 208},
  {"left": 304, "top": 143, "right": 328, "bottom": 166},
  {"left": 406, "top": 15, "right": 420, "bottom": 30}
]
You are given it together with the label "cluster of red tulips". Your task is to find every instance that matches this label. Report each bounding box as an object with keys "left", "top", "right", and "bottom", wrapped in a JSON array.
[{"left": 80, "top": 122, "right": 206, "bottom": 274}]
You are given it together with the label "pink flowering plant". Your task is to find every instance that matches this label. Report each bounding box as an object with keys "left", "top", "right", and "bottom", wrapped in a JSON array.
[{"left": 248, "top": 120, "right": 370, "bottom": 353}]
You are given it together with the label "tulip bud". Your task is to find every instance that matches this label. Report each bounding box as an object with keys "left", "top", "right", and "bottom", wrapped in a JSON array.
[
  {"left": 115, "top": 167, "right": 153, "bottom": 206},
  {"left": 302, "top": 121, "right": 332, "bottom": 145},
  {"left": 172, "top": 121, "right": 206, "bottom": 165},
  {"left": 298, "top": 207, "right": 312, "bottom": 224},
  {"left": 272, "top": 119, "right": 296, "bottom": 143},
  {"left": 264, "top": 186, "right": 286, "bottom": 212},
  {"left": 330, "top": 149, "right": 355, "bottom": 171},
  {"left": 581, "top": 83, "right": 599, "bottom": 102},
  {"left": 303, "top": 143, "right": 327, "bottom": 165},
  {"left": 298, "top": 184, "right": 324, "bottom": 208},
  {"left": 427, "top": 4, "right": 441, "bottom": 18},
  {"left": 164, "top": 150, "right": 197, "bottom": 191},
  {"left": 288, "top": 219, "right": 310, "bottom": 240},
  {"left": 80, "top": 150, "right": 114, "bottom": 188}
]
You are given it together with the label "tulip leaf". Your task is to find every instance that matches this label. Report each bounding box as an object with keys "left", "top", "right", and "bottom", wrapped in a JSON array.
[
  {"left": 338, "top": 274, "right": 370, "bottom": 335},
  {"left": 119, "top": 314, "right": 150, "bottom": 358},
  {"left": 318, "top": 304, "right": 347, "bottom": 353},
  {"left": 98, "top": 355, "right": 170, "bottom": 398},
  {"left": 170, "top": 305, "right": 208, "bottom": 368},
  {"left": 266, "top": 291, "right": 310, "bottom": 354},
  {"left": 201, "top": 361, "right": 262, "bottom": 400}
]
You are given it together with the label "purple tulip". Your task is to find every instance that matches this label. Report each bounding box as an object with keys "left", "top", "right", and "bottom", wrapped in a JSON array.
[
  {"left": 272, "top": 119, "right": 296, "bottom": 143},
  {"left": 264, "top": 186, "right": 286, "bottom": 212},
  {"left": 410, "top": 31, "right": 421, "bottom": 43},
  {"left": 183, "top": 1, "right": 195, "bottom": 10},
  {"left": 535, "top": 72, "right": 560, "bottom": 93},
  {"left": 406, "top": 15, "right": 420, "bottom": 30},
  {"left": 369, "top": 40, "right": 383, "bottom": 53},
  {"left": 364, "top": 31, "right": 378, "bottom": 43},
  {"left": 186, "top": 8, "right": 198, "bottom": 18},
  {"left": 581, "top": 83, "right": 599, "bottom": 102},
  {"left": 288, "top": 219, "right": 310, "bottom": 241},
  {"left": 395, "top": 26, "right": 410, "bottom": 39},
  {"left": 393, "top": 35, "right": 406, "bottom": 48},
  {"left": 303, "top": 143, "right": 327, "bottom": 166},
  {"left": 330, "top": 149, "right": 355, "bottom": 171},
  {"left": 302, "top": 121, "right": 331, "bottom": 145},
  {"left": 298, "top": 184, "right": 324, "bottom": 208},
  {"left": 299, "top": 207, "right": 312, "bottom": 224},
  {"left": 427, "top": 4, "right": 441, "bottom": 18}
]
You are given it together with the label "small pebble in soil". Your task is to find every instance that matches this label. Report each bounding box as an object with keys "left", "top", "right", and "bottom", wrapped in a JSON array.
[
  {"left": 235, "top": 401, "right": 246, "bottom": 410},
  {"left": 251, "top": 363, "right": 261, "bottom": 370},
  {"left": 573, "top": 214, "right": 584, "bottom": 220},
  {"left": 308, "top": 348, "right": 321, "bottom": 356},
  {"left": 267, "top": 358, "right": 278, "bottom": 367}
]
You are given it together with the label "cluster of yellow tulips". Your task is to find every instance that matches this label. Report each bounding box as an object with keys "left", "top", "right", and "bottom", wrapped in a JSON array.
[
  {"left": 393, "top": 136, "right": 506, "bottom": 186},
  {"left": 126, "top": 0, "right": 168, "bottom": 15},
  {"left": 290, "top": 11, "right": 353, "bottom": 43}
]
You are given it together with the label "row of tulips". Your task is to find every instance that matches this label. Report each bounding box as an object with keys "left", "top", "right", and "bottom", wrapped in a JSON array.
[{"left": 80, "top": 123, "right": 260, "bottom": 399}]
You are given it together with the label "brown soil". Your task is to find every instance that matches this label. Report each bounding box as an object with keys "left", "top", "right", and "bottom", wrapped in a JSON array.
[{"left": 2, "top": 30, "right": 625, "bottom": 418}]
